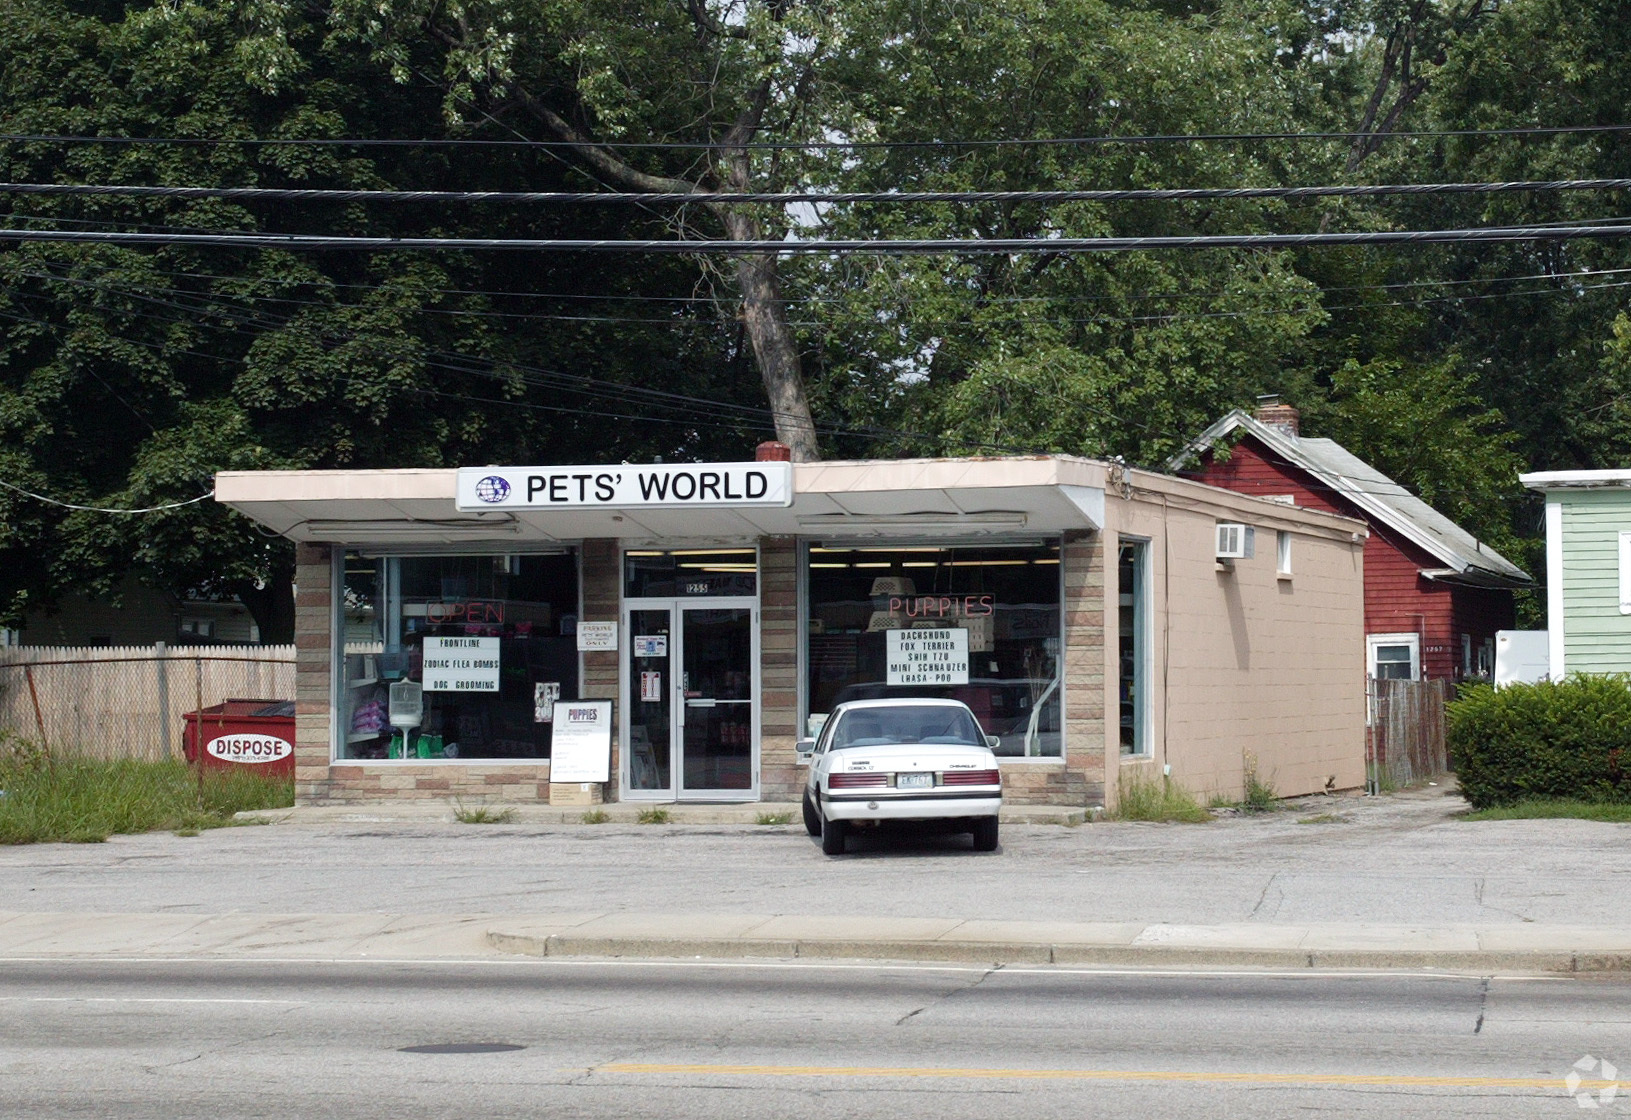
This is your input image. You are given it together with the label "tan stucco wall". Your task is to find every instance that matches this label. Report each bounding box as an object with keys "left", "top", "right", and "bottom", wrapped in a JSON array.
[{"left": 1102, "top": 475, "right": 1367, "bottom": 808}]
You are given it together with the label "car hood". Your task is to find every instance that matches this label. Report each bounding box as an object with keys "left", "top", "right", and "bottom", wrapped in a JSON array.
[{"left": 827, "top": 744, "right": 997, "bottom": 774}]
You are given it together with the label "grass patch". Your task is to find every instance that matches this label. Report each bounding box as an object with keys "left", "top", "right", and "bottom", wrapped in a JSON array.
[
  {"left": 1112, "top": 772, "right": 1211, "bottom": 823},
  {"left": 452, "top": 802, "right": 517, "bottom": 824},
  {"left": 580, "top": 809, "right": 609, "bottom": 824},
  {"left": 636, "top": 807, "right": 672, "bottom": 825},
  {"left": 1296, "top": 812, "right": 1344, "bottom": 825},
  {"left": 0, "top": 751, "right": 293, "bottom": 845},
  {"left": 755, "top": 811, "right": 793, "bottom": 825},
  {"left": 1461, "top": 799, "right": 1631, "bottom": 823}
]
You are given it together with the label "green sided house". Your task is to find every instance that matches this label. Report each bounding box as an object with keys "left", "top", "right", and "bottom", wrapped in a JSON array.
[{"left": 1521, "top": 470, "right": 1631, "bottom": 675}]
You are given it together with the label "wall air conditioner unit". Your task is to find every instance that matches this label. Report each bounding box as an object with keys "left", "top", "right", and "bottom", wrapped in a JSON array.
[{"left": 1215, "top": 523, "right": 1255, "bottom": 560}]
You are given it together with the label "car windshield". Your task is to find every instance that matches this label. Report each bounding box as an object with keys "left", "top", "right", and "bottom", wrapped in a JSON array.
[{"left": 829, "top": 705, "right": 983, "bottom": 750}]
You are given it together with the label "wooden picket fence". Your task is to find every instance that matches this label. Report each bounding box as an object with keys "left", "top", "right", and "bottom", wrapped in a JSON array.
[{"left": 0, "top": 645, "right": 295, "bottom": 762}]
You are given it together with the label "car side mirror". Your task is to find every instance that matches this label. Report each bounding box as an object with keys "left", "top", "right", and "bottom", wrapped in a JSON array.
[
  {"left": 986, "top": 734, "right": 1001, "bottom": 750},
  {"left": 795, "top": 738, "right": 816, "bottom": 766}
]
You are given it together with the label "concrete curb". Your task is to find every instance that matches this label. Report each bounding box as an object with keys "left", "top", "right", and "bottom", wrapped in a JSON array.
[
  {"left": 482, "top": 929, "right": 1631, "bottom": 974},
  {"left": 236, "top": 803, "right": 1089, "bottom": 827}
]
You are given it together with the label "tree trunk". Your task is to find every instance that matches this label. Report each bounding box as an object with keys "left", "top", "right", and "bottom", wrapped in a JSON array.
[{"left": 719, "top": 210, "right": 821, "bottom": 461}]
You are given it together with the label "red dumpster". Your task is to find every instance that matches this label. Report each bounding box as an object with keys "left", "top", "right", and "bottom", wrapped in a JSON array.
[{"left": 182, "top": 699, "right": 296, "bottom": 777}]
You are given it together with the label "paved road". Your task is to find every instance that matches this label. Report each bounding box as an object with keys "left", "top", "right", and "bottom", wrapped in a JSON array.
[
  {"left": 3, "top": 790, "right": 1627, "bottom": 927},
  {"left": 4, "top": 959, "right": 1627, "bottom": 1118}
]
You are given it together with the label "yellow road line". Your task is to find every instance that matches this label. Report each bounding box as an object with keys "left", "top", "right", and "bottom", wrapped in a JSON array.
[{"left": 597, "top": 1063, "right": 1613, "bottom": 1090}]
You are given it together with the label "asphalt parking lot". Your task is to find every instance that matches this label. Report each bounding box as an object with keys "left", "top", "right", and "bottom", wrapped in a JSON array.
[{"left": 3, "top": 786, "right": 1627, "bottom": 928}]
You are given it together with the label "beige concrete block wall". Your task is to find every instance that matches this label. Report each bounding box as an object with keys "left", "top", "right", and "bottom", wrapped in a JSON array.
[
  {"left": 1106, "top": 481, "right": 1366, "bottom": 806},
  {"left": 293, "top": 542, "right": 335, "bottom": 804},
  {"left": 759, "top": 537, "right": 801, "bottom": 801}
]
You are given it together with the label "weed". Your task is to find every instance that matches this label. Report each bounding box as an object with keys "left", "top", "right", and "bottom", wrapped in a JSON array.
[
  {"left": 1296, "top": 812, "right": 1344, "bottom": 825},
  {"left": 1112, "top": 771, "right": 1211, "bottom": 823},
  {"left": 1207, "top": 793, "right": 1239, "bottom": 809},
  {"left": 453, "top": 802, "right": 517, "bottom": 824},
  {"left": 580, "top": 809, "right": 610, "bottom": 824},
  {"left": 1242, "top": 753, "right": 1279, "bottom": 812},
  {"left": 174, "top": 828, "right": 201, "bottom": 837},
  {"left": 636, "top": 807, "right": 672, "bottom": 825},
  {"left": 755, "top": 811, "right": 793, "bottom": 825},
  {"left": 1461, "top": 799, "right": 1631, "bottom": 823},
  {"left": 0, "top": 758, "right": 293, "bottom": 845}
]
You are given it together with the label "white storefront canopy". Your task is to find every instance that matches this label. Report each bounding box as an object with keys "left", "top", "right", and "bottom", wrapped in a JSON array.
[{"left": 215, "top": 456, "right": 1109, "bottom": 544}]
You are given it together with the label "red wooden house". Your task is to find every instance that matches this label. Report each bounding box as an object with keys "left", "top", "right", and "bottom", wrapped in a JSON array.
[{"left": 1171, "top": 400, "right": 1531, "bottom": 683}]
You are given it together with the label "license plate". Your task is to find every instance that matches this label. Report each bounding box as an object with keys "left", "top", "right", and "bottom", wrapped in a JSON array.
[{"left": 897, "top": 772, "right": 934, "bottom": 789}]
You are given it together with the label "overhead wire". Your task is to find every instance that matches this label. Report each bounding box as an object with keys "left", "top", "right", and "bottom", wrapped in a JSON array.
[
  {"left": 0, "top": 476, "right": 214, "bottom": 514},
  {"left": 8, "top": 222, "right": 1631, "bottom": 253},
  {"left": 8, "top": 121, "right": 1631, "bottom": 149},
  {"left": 5, "top": 177, "right": 1631, "bottom": 205}
]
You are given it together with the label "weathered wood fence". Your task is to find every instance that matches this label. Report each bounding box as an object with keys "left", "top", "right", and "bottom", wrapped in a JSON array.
[
  {"left": 1366, "top": 677, "right": 1450, "bottom": 793},
  {"left": 0, "top": 645, "right": 295, "bottom": 762}
]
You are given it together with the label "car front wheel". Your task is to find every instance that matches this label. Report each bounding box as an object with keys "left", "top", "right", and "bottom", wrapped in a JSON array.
[
  {"left": 820, "top": 811, "right": 849, "bottom": 855},
  {"left": 971, "top": 816, "right": 999, "bottom": 852}
]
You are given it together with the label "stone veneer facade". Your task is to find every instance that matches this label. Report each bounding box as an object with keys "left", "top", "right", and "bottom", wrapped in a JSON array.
[{"left": 292, "top": 533, "right": 1109, "bottom": 808}]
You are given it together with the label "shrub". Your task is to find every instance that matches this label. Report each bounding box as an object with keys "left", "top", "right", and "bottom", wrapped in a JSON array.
[{"left": 1447, "top": 676, "right": 1631, "bottom": 809}]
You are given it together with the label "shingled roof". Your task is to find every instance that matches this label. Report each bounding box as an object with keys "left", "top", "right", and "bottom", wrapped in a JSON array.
[{"left": 1171, "top": 409, "right": 1531, "bottom": 589}]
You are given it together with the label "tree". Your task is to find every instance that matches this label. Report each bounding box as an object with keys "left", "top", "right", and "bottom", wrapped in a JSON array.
[
  {"left": 265, "top": 0, "right": 882, "bottom": 461},
  {"left": 0, "top": 0, "right": 768, "bottom": 637}
]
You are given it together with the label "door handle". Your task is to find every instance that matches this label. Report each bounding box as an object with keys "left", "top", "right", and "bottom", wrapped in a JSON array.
[{"left": 686, "top": 698, "right": 718, "bottom": 708}]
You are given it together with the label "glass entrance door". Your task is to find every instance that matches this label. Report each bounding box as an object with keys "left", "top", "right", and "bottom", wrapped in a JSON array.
[
  {"left": 679, "top": 605, "right": 753, "bottom": 797},
  {"left": 623, "top": 598, "right": 757, "bottom": 800}
]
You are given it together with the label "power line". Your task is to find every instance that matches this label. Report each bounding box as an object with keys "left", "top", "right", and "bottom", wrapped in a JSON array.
[
  {"left": 22, "top": 252, "right": 1631, "bottom": 312},
  {"left": 0, "top": 476, "right": 215, "bottom": 514},
  {"left": 8, "top": 122, "right": 1631, "bottom": 150},
  {"left": 7, "top": 178, "right": 1631, "bottom": 205},
  {"left": 9, "top": 223, "right": 1631, "bottom": 254}
]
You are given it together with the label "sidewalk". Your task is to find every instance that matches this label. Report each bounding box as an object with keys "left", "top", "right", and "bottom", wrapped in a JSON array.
[
  {"left": 3, "top": 909, "right": 1629, "bottom": 973},
  {"left": 5, "top": 785, "right": 1629, "bottom": 974}
]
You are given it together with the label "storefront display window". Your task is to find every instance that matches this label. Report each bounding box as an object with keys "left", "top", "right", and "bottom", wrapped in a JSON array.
[
  {"left": 339, "top": 552, "right": 579, "bottom": 760},
  {"left": 804, "top": 542, "right": 1063, "bottom": 757},
  {"left": 1119, "top": 540, "right": 1150, "bottom": 757}
]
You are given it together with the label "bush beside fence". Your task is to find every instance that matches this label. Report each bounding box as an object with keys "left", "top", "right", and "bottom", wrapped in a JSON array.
[
  {"left": 0, "top": 645, "right": 295, "bottom": 762},
  {"left": 1447, "top": 676, "right": 1631, "bottom": 809}
]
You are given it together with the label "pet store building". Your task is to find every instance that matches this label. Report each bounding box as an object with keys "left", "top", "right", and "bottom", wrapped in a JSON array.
[{"left": 215, "top": 448, "right": 1369, "bottom": 811}]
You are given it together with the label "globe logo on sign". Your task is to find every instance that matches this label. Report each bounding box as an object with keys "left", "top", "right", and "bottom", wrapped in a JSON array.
[{"left": 473, "top": 475, "right": 511, "bottom": 504}]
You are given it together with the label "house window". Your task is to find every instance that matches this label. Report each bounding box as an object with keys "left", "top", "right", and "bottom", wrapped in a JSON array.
[
  {"left": 1367, "top": 633, "right": 1420, "bottom": 680},
  {"left": 180, "top": 618, "right": 215, "bottom": 639},
  {"left": 1276, "top": 530, "right": 1292, "bottom": 576},
  {"left": 1119, "top": 539, "right": 1151, "bottom": 757},
  {"left": 1620, "top": 531, "right": 1631, "bottom": 615},
  {"left": 803, "top": 541, "right": 1062, "bottom": 758}
]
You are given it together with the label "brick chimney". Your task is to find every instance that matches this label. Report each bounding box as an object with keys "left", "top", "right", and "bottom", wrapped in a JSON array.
[
  {"left": 1254, "top": 394, "right": 1300, "bottom": 439},
  {"left": 755, "top": 440, "right": 792, "bottom": 462}
]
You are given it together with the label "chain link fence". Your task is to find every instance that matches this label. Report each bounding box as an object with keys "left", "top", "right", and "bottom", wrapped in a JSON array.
[
  {"left": 1366, "top": 676, "right": 1450, "bottom": 793},
  {"left": 0, "top": 645, "right": 295, "bottom": 762}
]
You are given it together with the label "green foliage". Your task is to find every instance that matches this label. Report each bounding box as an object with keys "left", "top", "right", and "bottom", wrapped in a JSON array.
[
  {"left": 1447, "top": 677, "right": 1631, "bottom": 810},
  {"left": 580, "top": 809, "right": 609, "bottom": 824},
  {"left": 0, "top": 747, "right": 293, "bottom": 844},
  {"left": 453, "top": 802, "right": 517, "bottom": 824},
  {"left": 754, "top": 810, "right": 793, "bottom": 825},
  {"left": 1241, "top": 753, "right": 1279, "bottom": 813},
  {"left": 1112, "top": 771, "right": 1211, "bottom": 823},
  {"left": 635, "top": 807, "right": 671, "bottom": 825}
]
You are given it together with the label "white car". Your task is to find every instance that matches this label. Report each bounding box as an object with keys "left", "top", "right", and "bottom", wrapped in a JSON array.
[{"left": 798, "top": 698, "right": 1003, "bottom": 855}]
